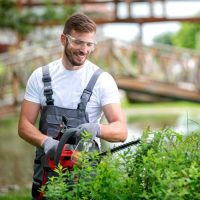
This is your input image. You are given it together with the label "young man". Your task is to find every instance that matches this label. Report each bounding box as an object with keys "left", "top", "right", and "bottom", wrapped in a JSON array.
[{"left": 18, "top": 13, "right": 127, "bottom": 199}]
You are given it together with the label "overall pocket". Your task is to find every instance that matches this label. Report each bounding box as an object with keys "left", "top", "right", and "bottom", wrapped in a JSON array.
[{"left": 46, "top": 115, "right": 62, "bottom": 138}]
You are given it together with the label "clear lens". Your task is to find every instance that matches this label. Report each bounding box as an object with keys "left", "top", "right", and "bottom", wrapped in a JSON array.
[{"left": 65, "top": 34, "right": 96, "bottom": 51}]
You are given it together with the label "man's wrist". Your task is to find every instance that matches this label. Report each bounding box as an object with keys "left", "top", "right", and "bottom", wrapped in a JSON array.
[
  {"left": 41, "top": 135, "right": 49, "bottom": 148},
  {"left": 42, "top": 137, "right": 53, "bottom": 154}
]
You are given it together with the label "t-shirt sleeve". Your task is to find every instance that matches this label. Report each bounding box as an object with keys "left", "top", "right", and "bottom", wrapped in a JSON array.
[
  {"left": 98, "top": 72, "right": 120, "bottom": 106},
  {"left": 24, "top": 67, "right": 43, "bottom": 104}
]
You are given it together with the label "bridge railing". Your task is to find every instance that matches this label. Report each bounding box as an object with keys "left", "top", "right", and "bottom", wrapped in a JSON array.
[
  {"left": 92, "top": 39, "right": 200, "bottom": 91},
  {"left": 0, "top": 38, "right": 200, "bottom": 107},
  {"left": 133, "top": 43, "right": 200, "bottom": 88},
  {"left": 0, "top": 41, "right": 62, "bottom": 105}
]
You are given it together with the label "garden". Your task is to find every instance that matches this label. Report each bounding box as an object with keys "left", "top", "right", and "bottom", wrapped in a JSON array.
[{"left": 42, "top": 128, "right": 200, "bottom": 200}]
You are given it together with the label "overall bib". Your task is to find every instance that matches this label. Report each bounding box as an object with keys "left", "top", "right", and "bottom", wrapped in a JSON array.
[{"left": 32, "top": 65, "right": 103, "bottom": 199}]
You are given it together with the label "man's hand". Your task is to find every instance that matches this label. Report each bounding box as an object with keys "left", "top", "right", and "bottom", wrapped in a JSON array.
[
  {"left": 76, "top": 123, "right": 100, "bottom": 140},
  {"left": 42, "top": 137, "right": 59, "bottom": 159}
]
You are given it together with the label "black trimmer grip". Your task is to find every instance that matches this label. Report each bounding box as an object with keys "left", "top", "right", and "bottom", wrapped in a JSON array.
[{"left": 54, "top": 128, "right": 79, "bottom": 166}]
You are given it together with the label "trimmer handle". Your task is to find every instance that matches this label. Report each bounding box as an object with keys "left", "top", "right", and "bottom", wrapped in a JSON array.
[{"left": 54, "top": 128, "right": 79, "bottom": 166}]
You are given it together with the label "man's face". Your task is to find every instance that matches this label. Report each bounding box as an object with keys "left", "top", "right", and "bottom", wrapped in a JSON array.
[{"left": 63, "top": 30, "right": 96, "bottom": 66}]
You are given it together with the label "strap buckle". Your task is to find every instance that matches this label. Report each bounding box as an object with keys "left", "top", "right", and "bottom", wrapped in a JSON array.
[
  {"left": 46, "top": 98, "right": 54, "bottom": 105},
  {"left": 44, "top": 86, "right": 53, "bottom": 96},
  {"left": 42, "top": 76, "right": 51, "bottom": 82},
  {"left": 81, "top": 89, "right": 92, "bottom": 102}
]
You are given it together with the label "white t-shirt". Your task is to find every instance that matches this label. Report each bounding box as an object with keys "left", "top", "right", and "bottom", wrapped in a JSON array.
[{"left": 24, "top": 59, "right": 120, "bottom": 123}]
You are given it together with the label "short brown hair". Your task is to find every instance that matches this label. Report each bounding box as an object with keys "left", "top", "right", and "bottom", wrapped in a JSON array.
[{"left": 63, "top": 13, "right": 96, "bottom": 34}]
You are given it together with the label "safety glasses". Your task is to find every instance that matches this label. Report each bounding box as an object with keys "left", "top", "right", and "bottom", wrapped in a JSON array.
[{"left": 64, "top": 34, "right": 97, "bottom": 52}]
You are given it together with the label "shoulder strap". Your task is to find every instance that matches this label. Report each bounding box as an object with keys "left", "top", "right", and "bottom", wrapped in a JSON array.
[
  {"left": 78, "top": 68, "right": 103, "bottom": 111},
  {"left": 42, "top": 65, "right": 54, "bottom": 105}
]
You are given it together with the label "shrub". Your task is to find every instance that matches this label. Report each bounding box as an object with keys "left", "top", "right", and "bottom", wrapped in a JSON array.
[{"left": 42, "top": 128, "right": 200, "bottom": 200}]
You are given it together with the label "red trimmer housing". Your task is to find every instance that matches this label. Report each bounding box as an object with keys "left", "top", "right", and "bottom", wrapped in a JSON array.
[
  {"left": 47, "top": 144, "right": 78, "bottom": 171},
  {"left": 39, "top": 128, "right": 81, "bottom": 200}
]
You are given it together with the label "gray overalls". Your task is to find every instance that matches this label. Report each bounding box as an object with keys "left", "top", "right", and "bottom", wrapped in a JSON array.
[{"left": 32, "top": 65, "right": 103, "bottom": 199}]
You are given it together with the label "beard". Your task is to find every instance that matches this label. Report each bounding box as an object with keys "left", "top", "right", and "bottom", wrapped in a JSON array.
[{"left": 64, "top": 46, "right": 87, "bottom": 66}]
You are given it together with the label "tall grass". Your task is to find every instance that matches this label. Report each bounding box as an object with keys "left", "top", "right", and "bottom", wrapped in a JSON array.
[{"left": 0, "top": 188, "right": 31, "bottom": 200}]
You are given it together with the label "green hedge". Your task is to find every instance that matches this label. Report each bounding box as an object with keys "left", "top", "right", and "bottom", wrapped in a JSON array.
[{"left": 42, "top": 129, "right": 200, "bottom": 200}]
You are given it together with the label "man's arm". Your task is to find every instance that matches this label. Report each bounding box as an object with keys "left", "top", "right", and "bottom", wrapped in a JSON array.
[
  {"left": 100, "top": 103, "right": 128, "bottom": 142},
  {"left": 18, "top": 100, "right": 48, "bottom": 147}
]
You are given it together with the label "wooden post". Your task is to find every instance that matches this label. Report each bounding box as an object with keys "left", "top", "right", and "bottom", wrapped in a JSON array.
[
  {"left": 125, "top": 0, "right": 132, "bottom": 18},
  {"left": 161, "top": 0, "right": 167, "bottom": 18},
  {"left": 138, "top": 23, "right": 143, "bottom": 43},
  {"left": 114, "top": 0, "right": 119, "bottom": 20},
  {"left": 12, "top": 70, "right": 20, "bottom": 105},
  {"left": 148, "top": 0, "right": 155, "bottom": 18}
]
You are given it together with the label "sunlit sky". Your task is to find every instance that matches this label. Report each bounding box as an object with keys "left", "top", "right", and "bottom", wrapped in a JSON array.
[{"left": 102, "top": 1, "right": 200, "bottom": 45}]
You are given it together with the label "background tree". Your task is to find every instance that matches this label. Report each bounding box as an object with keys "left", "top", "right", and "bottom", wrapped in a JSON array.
[
  {"left": 0, "top": 0, "right": 37, "bottom": 41},
  {"left": 172, "top": 22, "right": 200, "bottom": 50},
  {"left": 0, "top": 0, "right": 78, "bottom": 46},
  {"left": 152, "top": 11, "right": 200, "bottom": 50},
  {"left": 153, "top": 32, "right": 175, "bottom": 45}
]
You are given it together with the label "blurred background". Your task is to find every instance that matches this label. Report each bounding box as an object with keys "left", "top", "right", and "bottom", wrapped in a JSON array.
[{"left": 0, "top": 0, "right": 200, "bottom": 197}]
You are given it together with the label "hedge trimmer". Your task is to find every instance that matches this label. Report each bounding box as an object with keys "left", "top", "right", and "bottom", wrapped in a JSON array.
[
  {"left": 41, "top": 128, "right": 140, "bottom": 171},
  {"left": 40, "top": 127, "right": 139, "bottom": 197}
]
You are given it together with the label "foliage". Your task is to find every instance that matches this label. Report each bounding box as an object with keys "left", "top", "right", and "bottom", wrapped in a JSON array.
[
  {"left": 129, "top": 128, "right": 200, "bottom": 199},
  {"left": 0, "top": 0, "right": 16, "bottom": 29},
  {"left": 0, "top": 0, "right": 78, "bottom": 38},
  {"left": 0, "top": 188, "right": 31, "bottom": 200},
  {"left": 38, "top": 0, "right": 78, "bottom": 24},
  {"left": 130, "top": 51, "right": 138, "bottom": 65},
  {"left": 42, "top": 128, "right": 200, "bottom": 200},
  {"left": 152, "top": 11, "right": 200, "bottom": 50},
  {"left": 0, "top": 0, "right": 37, "bottom": 38},
  {"left": 153, "top": 32, "right": 175, "bottom": 45},
  {"left": 172, "top": 22, "right": 200, "bottom": 50}
]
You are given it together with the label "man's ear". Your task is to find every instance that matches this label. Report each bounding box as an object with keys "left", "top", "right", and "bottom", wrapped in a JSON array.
[{"left": 60, "top": 34, "right": 66, "bottom": 46}]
